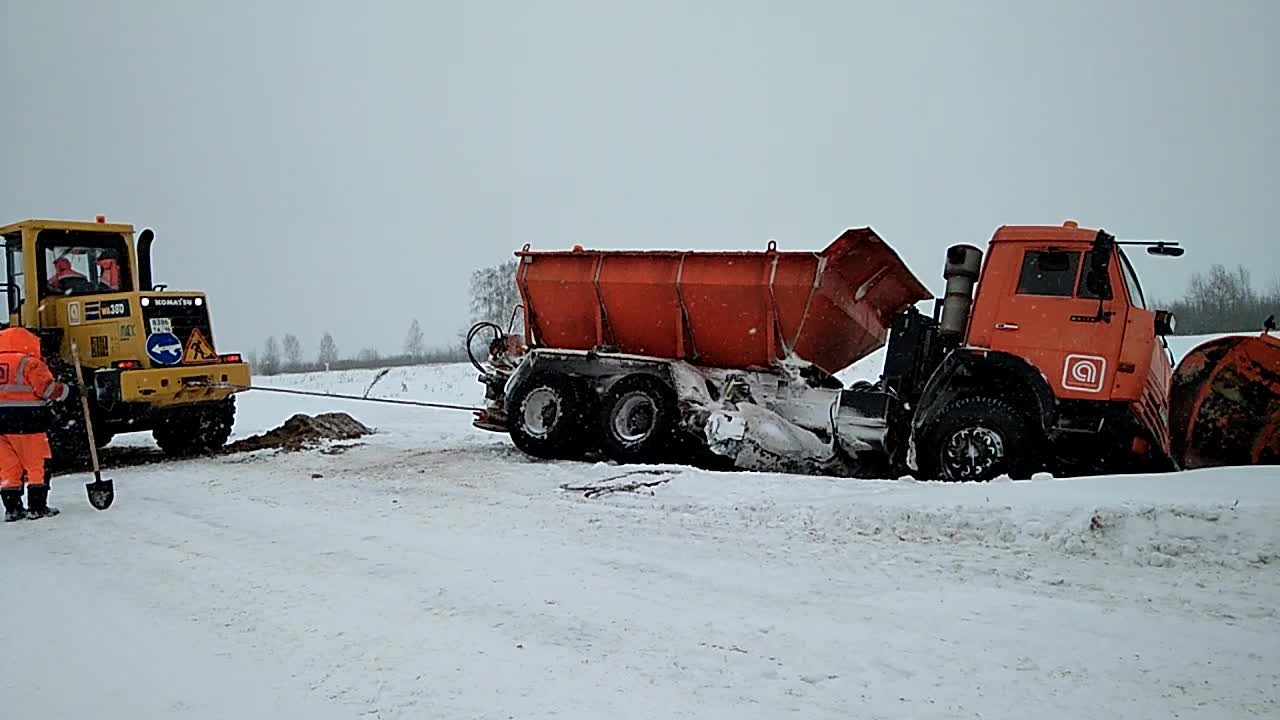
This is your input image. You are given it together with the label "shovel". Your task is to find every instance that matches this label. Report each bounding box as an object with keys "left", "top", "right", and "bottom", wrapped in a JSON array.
[{"left": 69, "top": 340, "right": 114, "bottom": 510}]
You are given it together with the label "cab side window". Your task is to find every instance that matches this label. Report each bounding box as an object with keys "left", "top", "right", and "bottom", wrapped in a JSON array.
[
  {"left": 1016, "top": 250, "right": 1081, "bottom": 296},
  {"left": 1116, "top": 251, "right": 1147, "bottom": 309},
  {"left": 1077, "top": 250, "right": 1115, "bottom": 301}
]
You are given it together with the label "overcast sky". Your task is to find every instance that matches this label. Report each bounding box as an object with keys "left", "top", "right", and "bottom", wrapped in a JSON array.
[{"left": 3, "top": 1, "right": 1276, "bottom": 359}]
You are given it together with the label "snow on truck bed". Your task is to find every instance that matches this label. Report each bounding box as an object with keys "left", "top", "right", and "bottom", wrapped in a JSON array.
[{"left": 5, "top": 334, "right": 1279, "bottom": 719}]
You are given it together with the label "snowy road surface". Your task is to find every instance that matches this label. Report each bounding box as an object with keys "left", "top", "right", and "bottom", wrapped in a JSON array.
[{"left": 4, "top": 356, "right": 1279, "bottom": 719}]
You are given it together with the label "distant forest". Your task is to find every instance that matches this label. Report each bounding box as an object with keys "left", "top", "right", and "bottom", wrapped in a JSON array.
[
  {"left": 1153, "top": 263, "right": 1278, "bottom": 336},
  {"left": 248, "top": 259, "right": 1276, "bottom": 375}
]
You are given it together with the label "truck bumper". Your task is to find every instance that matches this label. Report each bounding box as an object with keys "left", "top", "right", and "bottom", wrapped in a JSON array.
[{"left": 95, "top": 362, "right": 251, "bottom": 407}]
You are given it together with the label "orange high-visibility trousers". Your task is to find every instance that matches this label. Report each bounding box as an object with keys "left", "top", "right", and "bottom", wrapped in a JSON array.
[{"left": 0, "top": 433, "right": 52, "bottom": 489}]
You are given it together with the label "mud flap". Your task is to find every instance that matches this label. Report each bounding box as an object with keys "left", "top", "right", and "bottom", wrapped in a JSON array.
[{"left": 1170, "top": 333, "right": 1280, "bottom": 469}]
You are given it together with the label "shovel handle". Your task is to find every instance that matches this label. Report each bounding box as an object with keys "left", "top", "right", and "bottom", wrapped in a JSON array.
[{"left": 69, "top": 341, "right": 103, "bottom": 477}]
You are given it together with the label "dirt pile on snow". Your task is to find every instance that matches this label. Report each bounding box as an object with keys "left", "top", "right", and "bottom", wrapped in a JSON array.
[{"left": 225, "top": 412, "right": 374, "bottom": 454}]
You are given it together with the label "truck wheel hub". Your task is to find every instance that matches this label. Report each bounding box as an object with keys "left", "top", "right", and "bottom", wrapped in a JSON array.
[
  {"left": 521, "top": 387, "right": 562, "bottom": 438},
  {"left": 612, "top": 392, "right": 656, "bottom": 443},
  {"left": 942, "top": 426, "right": 1004, "bottom": 479}
]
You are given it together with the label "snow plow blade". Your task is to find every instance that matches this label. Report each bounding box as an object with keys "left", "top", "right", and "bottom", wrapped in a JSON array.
[
  {"left": 514, "top": 228, "right": 932, "bottom": 376},
  {"left": 1169, "top": 333, "right": 1280, "bottom": 470}
]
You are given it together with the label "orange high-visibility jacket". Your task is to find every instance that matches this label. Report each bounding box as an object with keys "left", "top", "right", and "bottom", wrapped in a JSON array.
[{"left": 0, "top": 327, "right": 70, "bottom": 435}]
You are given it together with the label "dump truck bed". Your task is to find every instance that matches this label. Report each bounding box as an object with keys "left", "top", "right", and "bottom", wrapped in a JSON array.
[{"left": 514, "top": 228, "right": 932, "bottom": 376}]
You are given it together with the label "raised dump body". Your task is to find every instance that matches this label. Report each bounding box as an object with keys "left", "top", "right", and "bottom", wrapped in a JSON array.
[{"left": 514, "top": 228, "right": 932, "bottom": 375}]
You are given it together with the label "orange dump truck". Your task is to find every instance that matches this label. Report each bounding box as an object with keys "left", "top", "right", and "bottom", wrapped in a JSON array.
[{"left": 469, "top": 222, "right": 1277, "bottom": 481}]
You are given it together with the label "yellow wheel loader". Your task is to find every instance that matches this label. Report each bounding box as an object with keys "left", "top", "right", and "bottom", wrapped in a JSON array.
[{"left": 0, "top": 216, "right": 251, "bottom": 469}]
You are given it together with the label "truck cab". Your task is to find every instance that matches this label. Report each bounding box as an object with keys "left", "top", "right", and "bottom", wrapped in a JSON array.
[
  {"left": 0, "top": 216, "right": 251, "bottom": 464},
  {"left": 908, "top": 221, "right": 1180, "bottom": 480}
]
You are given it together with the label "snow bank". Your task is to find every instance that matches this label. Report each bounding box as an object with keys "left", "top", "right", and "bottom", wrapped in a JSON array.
[
  {"left": 16, "top": 345, "right": 1277, "bottom": 719},
  {"left": 579, "top": 463, "right": 1280, "bottom": 571},
  {"left": 253, "top": 363, "right": 482, "bottom": 405},
  {"left": 230, "top": 363, "right": 490, "bottom": 445},
  {"left": 238, "top": 330, "right": 1257, "bottom": 419}
]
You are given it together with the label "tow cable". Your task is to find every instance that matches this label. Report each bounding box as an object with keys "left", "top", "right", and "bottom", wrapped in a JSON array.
[{"left": 188, "top": 380, "right": 486, "bottom": 413}]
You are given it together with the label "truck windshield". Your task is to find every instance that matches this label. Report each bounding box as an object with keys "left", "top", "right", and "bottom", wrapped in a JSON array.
[{"left": 37, "top": 229, "right": 132, "bottom": 298}]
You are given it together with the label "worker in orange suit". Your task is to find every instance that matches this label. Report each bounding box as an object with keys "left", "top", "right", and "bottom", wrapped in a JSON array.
[
  {"left": 49, "top": 257, "right": 87, "bottom": 293},
  {"left": 0, "top": 327, "right": 72, "bottom": 522}
]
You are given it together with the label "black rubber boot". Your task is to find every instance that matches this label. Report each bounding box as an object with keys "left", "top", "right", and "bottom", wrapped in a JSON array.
[
  {"left": 2, "top": 488, "right": 25, "bottom": 522},
  {"left": 25, "top": 484, "right": 59, "bottom": 519}
]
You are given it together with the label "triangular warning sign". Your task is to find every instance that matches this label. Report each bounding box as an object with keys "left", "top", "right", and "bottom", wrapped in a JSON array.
[{"left": 183, "top": 328, "right": 219, "bottom": 365}]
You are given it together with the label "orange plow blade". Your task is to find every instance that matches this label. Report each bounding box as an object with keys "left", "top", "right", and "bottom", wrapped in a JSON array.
[{"left": 1169, "top": 333, "right": 1280, "bottom": 470}]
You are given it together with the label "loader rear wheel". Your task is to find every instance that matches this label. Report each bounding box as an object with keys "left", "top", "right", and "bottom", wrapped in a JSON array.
[
  {"left": 598, "top": 374, "right": 679, "bottom": 465},
  {"left": 919, "top": 396, "right": 1038, "bottom": 482},
  {"left": 507, "top": 371, "right": 592, "bottom": 460},
  {"left": 153, "top": 398, "right": 237, "bottom": 457}
]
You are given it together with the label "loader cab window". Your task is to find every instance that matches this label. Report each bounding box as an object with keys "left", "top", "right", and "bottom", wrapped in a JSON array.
[
  {"left": 1016, "top": 249, "right": 1081, "bottom": 297},
  {"left": 36, "top": 229, "right": 133, "bottom": 298},
  {"left": 2, "top": 233, "right": 21, "bottom": 320}
]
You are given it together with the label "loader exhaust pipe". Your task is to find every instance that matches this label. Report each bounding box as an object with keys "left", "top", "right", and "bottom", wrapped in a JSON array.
[
  {"left": 939, "top": 244, "right": 983, "bottom": 338},
  {"left": 137, "top": 228, "right": 154, "bottom": 290}
]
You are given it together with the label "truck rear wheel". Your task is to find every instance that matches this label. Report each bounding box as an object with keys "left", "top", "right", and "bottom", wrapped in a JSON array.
[
  {"left": 598, "top": 374, "right": 679, "bottom": 465},
  {"left": 919, "top": 396, "right": 1037, "bottom": 482},
  {"left": 153, "top": 398, "right": 237, "bottom": 457},
  {"left": 506, "top": 371, "right": 592, "bottom": 460}
]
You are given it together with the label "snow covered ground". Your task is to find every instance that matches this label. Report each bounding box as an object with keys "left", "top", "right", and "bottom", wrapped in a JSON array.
[{"left": 4, "top": 333, "right": 1279, "bottom": 719}]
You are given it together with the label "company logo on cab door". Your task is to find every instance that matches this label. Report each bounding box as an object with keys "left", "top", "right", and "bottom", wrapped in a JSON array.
[{"left": 1062, "top": 354, "right": 1107, "bottom": 393}]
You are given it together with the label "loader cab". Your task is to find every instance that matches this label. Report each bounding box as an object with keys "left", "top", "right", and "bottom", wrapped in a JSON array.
[
  {"left": 0, "top": 218, "right": 145, "bottom": 329},
  {"left": 966, "top": 221, "right": 1178, "bottom": 405}
]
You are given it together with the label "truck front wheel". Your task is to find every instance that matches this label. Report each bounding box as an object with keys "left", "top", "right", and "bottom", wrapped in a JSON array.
[
  {"left": 919, "top": 396, "right": 1038, "bottom": 482},
  {"left": 153, "top": 398, "right": 237, "bottom": 457}
]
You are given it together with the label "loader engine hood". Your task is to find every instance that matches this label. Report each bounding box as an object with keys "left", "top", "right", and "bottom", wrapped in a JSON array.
[{"left": 138, "top": 293, "right": 218, "bottom": 367}]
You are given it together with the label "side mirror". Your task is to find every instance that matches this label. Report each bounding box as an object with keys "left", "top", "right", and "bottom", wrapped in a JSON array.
[
  {"left": 1146, "top": 243, "right": 1184, "bottom": 257},
  {"left": 1154, "top": 310, "right": 1176, "bottom": 336}
]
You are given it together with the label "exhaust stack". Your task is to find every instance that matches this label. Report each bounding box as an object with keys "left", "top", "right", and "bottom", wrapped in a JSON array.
[
  {"left": 137, "top": 228, "right": 154, "bottom": 290},
  {"left": 939, "top": 244, "right": 983, "bottom": 338}
]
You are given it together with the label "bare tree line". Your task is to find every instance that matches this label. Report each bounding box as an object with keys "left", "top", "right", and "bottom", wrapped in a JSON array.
[
  {"left": 1155, "top": 263, "right": 1279, "bottom": 335},
  {"left": 251, "top": 259, "right": 524, "bottom": 376}
]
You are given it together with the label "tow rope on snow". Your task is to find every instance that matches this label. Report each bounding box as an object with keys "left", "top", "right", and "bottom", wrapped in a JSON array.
[{"left": 190, "top": 381, "right": 486, "bottom": 413}]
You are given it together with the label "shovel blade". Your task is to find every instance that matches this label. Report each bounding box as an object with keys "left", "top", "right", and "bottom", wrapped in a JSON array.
[{"left": 86, "top": 479, "right": 114, "bottom": 510}]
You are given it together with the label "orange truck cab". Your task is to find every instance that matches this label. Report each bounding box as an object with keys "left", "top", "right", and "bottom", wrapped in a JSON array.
[{"left": 905, "top": 221, "right": 1182, "bottom": 479}]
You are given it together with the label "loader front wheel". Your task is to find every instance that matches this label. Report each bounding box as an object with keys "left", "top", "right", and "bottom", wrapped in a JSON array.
[
  {"left": 506, "top": 371, "right": 592, "bottom": 460},
  {"left": 919, "top": 396, "right": 1038, "bottom": 482},
  {"left": 153, "top": 397, "right": 237, "bottom": 457}
]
